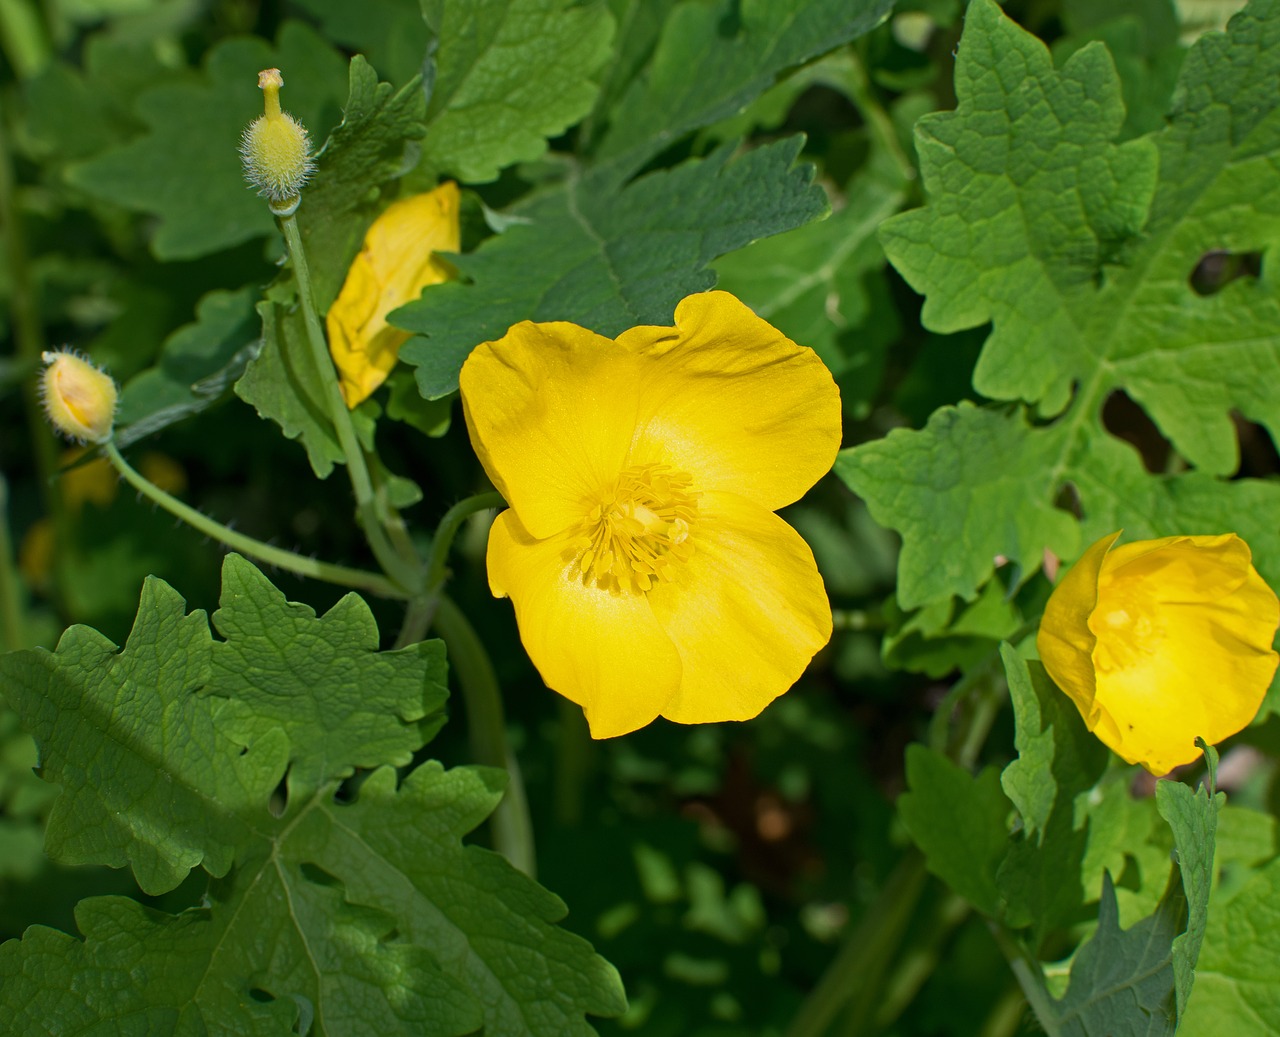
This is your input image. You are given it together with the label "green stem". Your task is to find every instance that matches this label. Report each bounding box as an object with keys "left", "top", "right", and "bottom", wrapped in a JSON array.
[
  {"left": 104, "top": 440, "right": 405, "bottom": 599},
  {"left": 426, "top": 492, "right": 505, "bottom": 592},
  {"left": 928, "top": 622, "right": 1037, "bottom": 759},
  {"left": 277, "top": 212, "right": 423, "bottom": 594},
  {"left": 864, "top": 890, "right": 970, "bottom": 1032},
  {"left": 393, "top": 595, "right": 435, "bottom": 651},
  {"left": 986, "top": 922, "right": 1059, "bottom": 1036},
  {"left": 553, "top": 696, "right": 592, "bottom": 828},
  {"left": 434, "top": 594, "right": 536, "bottom": 877},
  {"left": 846, "top": 45, "right": 917, "bottom": 187},
  {"left": 0, "top": 475, "right": 24, "bottom": 651},
  {"left": 785, "top": 851, "right": 928, "bottom": 1037},
  {"left": 0, "top": 0, "right": 50, "bottom": 79}
]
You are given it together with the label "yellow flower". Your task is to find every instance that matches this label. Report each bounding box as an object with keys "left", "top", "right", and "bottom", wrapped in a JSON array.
[
  {"left": 326, "top": 182, "right": 461, "bottom": 408},
  {"left": 1037, "top": 531, "right": 1279, "bottom": 775},
  {"left": 39, "top": 350, "right": 117, "bottom": 443},
  {"left": 459, "top": 291, "right": 841, "bottom": 739}
]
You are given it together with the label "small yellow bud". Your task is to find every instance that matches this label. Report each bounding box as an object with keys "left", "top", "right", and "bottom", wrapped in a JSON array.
[
  {"left": 239, "top": 68, "right": 315, "bottom": 216},
  {"left": 39, "top": 350, "right": 118, "bottom": 443}
]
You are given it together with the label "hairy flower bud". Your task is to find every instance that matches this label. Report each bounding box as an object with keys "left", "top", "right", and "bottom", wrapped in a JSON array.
[
  {"left": 239, "top": 68, "right": 315, "bottom": 216},
  {"left": 39, "top": 350, "right": 118, "bottom": 443}
]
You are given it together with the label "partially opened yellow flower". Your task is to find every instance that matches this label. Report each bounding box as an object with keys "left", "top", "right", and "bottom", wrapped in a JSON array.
[
  {"left": 1037, "top": 531, "right": 1279, "bottom": 775},
  {"left": 459, "top": 291, "right": 841, "bottom": 738},
  {"left": 327, "top": 182, "right": 461, "bottom": 407}
]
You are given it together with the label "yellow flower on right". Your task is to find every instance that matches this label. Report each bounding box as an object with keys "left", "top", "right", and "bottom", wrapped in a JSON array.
[{"left": 1037, "top": 531, "right": 1280, "bottom": 775}]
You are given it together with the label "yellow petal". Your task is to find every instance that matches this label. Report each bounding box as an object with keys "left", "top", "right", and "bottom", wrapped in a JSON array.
[
  {"left": 648, "top": 491, "right": 832, "bottom": 725},
  {"left": 327, "top": 182, "right": 461, "bottom": 408},
  {"left": 486, "top": 509, "right": 682, "bottom": 738},
  {"left": 618, "top": 291, "right": 842, "bottom": 510},
  {"left": 461, "top": 322, "right": 646, "bottom": 539},
  {"left": 1089, "top": 534, "right": 1279, "bottom": 774},
  {"left": 1036, "top": 531, "right": 1121, "bottom": 735}
]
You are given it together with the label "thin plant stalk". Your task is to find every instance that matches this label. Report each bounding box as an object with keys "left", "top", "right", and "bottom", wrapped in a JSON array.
[
  {"left": 104, "top": 440, "right": 404, "bottom": 600},
  {"left": 785, "top": 852, "right": 928, "bottom": 1037},
  {"left": 277, "top": 212, "right": 424, "bottom": 594},
  {"left": 434, "top": 594, "right": 536, "bottom": 877}
]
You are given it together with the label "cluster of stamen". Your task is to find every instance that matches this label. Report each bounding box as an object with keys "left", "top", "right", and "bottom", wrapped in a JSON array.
[{"left": 572, "top": 463, "right": 699, "bottom": 594}]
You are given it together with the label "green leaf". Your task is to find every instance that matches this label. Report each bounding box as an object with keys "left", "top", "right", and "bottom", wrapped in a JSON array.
[
  {"left": 294, "top": 57, "right": 428, "bottom": 312},
  {"left": 1156, "top": 743, "right": 1221, "bottom": 1016},
  {"left": 1000, "top": 646, "right": 1108, "bottom": 842},
  {"left": 1050, "top": 745, "right": 1221, "bottom": 1035},
  {"left": 591, "top": 0, "right": 895, "bottom": 179},
  {"left": 299, "top": 763, "right": 629, "bottom": 1035},
  {"left": 237, "top": 289, "right": 358, "bottom": 479},
  {"left": 115, "top": 286, "right": 260, "bottom": 446},
  {"left": 0, "top": 897, "right": 298, "bottom": 1035},
  {"left": 236, "top": 58, "right": 424, "bottom": 476},
  {"left": 66, "top": 21, "right": 350, "bottom": 260},
  {"left": 210, "top": 556, "right": 446, "bottom": 795},
  {"left": 419, "top": 0, "right": 615, "bottom": 183},
  {"left": 397, "top": 138, "right": 828, "bottom": 398},
  {"left": 1055, "top": 0, "right": 1185, "bottom": 138},
  {"left": 21, "top": 37, "right": 171, "bottom": 162},
  {"left": 1180, "top": 856, "right": 1280, "bottom": 1033},
  {"left": 291, "top": 0, "right": 430, "bottom": 87},
  {"left": 842, "top": 401, "right": 1280, "bottom": 609},
  {"left": 836, "top": 402, "right": 1080, "bottom": 609},
  {"left": 997, "top": 647, "right": 1108, "bottom": 943},
  {"left": 1052, "top": 872, "right": 1185, "bottom": 1036},
  {"left": 849, "top": 0, "right": 1280, "bottom": 608},
  {"left": 714, "top": 153, "right": 907, "bottom": 417},
  {"left": 0, "top": 572, "right": 285, "bottom": 895},
  {"left": 897, "top": 744, "right": 1011, "bottom": 917},
  {"left": 881, "top": 577, "right": 1024, "bottom": 678},
  {"left": 0, "top": 561, "right": 623, "bottom": 1035}
]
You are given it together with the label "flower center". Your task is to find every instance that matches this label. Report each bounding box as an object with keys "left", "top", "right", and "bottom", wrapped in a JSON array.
[{"left": 573, "top": 463, "right": 699, "bottom": 593}]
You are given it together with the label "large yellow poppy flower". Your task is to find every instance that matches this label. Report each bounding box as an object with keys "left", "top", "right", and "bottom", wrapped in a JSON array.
[
  {"left": 459, "top": 291, "right": 842, "bottom": 738},
  {"left": 1037, "top": 531, "right": 1279, "bottom": 775}
]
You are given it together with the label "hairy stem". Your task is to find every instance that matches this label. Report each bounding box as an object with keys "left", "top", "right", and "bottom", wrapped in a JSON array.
[
  {"left": 104, "top": 441, "right": 405, "bottom": 599},
  {"left": 278, "top": 212, "right": 423, "bottom": 594},
  {"left": 434, "top": 594, "right": 536, "bottom": 877}
]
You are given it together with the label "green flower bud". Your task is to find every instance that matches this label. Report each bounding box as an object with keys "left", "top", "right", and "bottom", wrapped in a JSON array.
[{"left": 239, "top": 69, "right": 315, "bottom": 216}]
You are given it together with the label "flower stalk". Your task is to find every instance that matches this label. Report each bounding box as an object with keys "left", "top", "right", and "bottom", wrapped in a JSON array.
[
  {"left": 277, "top": 212, "right": 425, "bottom": 595},
  {"left": 434, "top": 594, "right": 536, "bottom": 877},
  {"left": 103, "top": 440, "right": 405, "bottom": 599}
]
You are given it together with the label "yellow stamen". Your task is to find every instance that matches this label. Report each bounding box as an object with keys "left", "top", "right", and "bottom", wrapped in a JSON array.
[{"left": 573, "top": 463, "right": 700, "bottom": 594}]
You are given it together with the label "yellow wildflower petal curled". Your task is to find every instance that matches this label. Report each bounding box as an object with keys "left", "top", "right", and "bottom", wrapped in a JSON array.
[
  {"left": 327, "top": 182, "right": 461, "bottom": 408},
  {"left": 1037, "top": 531, "right": 1279, "bottom": 775},
  {"left": 39, "top": 350, "right": 118, "bottom": 443},
  {"left": 461, "top": 290, "right": 841, "bottom": 738}
]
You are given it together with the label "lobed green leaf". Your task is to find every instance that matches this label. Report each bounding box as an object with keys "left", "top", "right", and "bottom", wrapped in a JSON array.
[
  {"left": 397, "top": 137, "right": 829, "bottom": 399},
  {"left": 842, "top": 0, "right": 1280, "bottom": 615}
]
